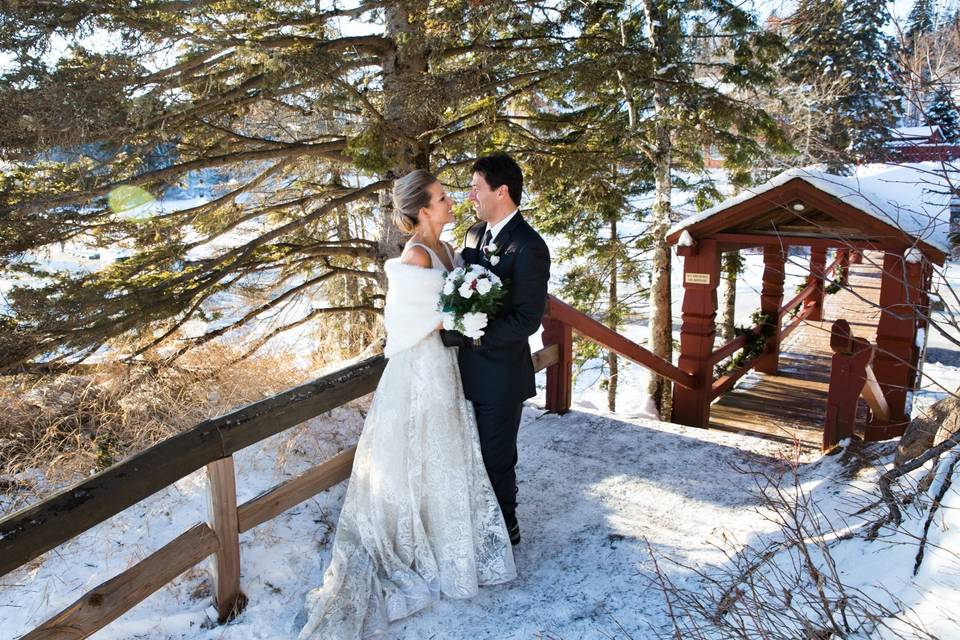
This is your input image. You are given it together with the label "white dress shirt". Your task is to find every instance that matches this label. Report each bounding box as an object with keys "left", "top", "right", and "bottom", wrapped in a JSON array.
[{"left": 484, "top": 209, "right": 519, "bottom": 247}]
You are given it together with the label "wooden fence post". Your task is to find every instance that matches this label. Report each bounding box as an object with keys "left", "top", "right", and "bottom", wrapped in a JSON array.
[
  {"left": 205, "top": 456, "right": 247, "bottom": 623},
  {"left": 824, "top": 320, "right": 873, "bottom": 450},
  {"left": 542, "top": 315, "right": 572, "bottom": 414}
]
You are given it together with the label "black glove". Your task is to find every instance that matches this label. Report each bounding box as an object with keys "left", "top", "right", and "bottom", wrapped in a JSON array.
[{"left": 439, "top": 329, "right": 473, "bottom": 349}]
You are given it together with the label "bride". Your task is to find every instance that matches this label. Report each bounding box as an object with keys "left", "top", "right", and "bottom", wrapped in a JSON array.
[{"left": 298, "top": 170, "right": 517, "bottom": 639}]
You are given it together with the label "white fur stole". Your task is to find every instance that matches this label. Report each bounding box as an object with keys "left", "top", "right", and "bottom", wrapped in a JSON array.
[{"left": 383, "top": 258, "right": 445, "bottom": 358}]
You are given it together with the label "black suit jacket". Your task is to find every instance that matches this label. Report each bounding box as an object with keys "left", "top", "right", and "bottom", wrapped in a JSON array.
[{"left": 443, "top": 214, "right": 551, "bottom": 404}]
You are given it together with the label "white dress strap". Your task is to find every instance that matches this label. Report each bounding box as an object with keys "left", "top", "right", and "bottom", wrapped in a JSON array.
[{"left": 407, "top": 242, "right": 450, "bottom": 270}]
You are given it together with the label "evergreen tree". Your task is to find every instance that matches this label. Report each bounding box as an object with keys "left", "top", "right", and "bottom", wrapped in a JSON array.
[
  {"left": 0, "top": 1, "right": 571, "bottom": 369},
  {"left": 906, "top": 0, "right": 936, "bottom": 44},
  {"left": 928, "top": 84, "right": 960, "bottom": 141},
  {"left": 784, "top": 0, "right": 902, "bottom": 171},
  {"left": 841, "top": 0, "right": 903, "bottom": 162},
  {"left": 525, "top": 1, "right": 789, "bottom": 415}
]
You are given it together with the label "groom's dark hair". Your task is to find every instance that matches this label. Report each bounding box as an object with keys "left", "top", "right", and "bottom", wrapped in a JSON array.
[{"left": 471, "top": 153, "right": 523, "bottom": 206}]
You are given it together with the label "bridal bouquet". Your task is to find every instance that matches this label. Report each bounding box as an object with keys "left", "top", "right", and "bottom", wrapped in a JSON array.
[{"left": 438, "top": 264, "right": 507, "bottom": 343}]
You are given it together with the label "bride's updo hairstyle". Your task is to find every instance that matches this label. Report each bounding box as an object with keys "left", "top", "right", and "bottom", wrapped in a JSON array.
[{"left": 391, "top": 169, "right": 437, "bottom": 235}]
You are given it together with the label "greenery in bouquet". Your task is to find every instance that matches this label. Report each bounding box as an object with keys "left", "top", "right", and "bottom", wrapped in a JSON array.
[{"left": 438, "top": 265, "right": 507, "bottom": 340}]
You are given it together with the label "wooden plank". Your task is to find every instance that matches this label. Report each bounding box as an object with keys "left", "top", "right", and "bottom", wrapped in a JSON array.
[
  {"left": 22, "top": 524, "right": 219, "bottom": 640},
  {"left": 545, "top": 296, "right": 696, "bottom": 389},
  {"left": 237, "top": 446, "right": 356, "bottom": 533},
  {"left": 0, "top": 355, "right": 386, "bottom": 579},
  {"left": 0, "top": 422, "right": 222, "bottom": 578},
  {"left": 206, "top": 456, "right": 244, "bottom": 623},
  {"left": 861, "top": 364, "right": 891, "bottom": 423},
  {"left": 532, "top": 344, "right": 560, "bottom": 372},
  {"left": 217, "top": 355, "right": 385, "bottom": 455}
]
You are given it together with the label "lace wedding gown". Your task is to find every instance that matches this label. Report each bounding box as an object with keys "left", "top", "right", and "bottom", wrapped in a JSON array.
[{"left": 298, "top": 242, "right": 516, "bottom": 640}]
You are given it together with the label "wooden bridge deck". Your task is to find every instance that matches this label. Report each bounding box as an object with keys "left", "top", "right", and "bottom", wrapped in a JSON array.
[{"left": 709, "top": 255, "right": 883, "bottom": 449}]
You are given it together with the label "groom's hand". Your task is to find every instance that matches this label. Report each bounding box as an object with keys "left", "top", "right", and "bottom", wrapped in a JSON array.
[{"left": 439, "top": 329, "right": 472, "bottom": 348}]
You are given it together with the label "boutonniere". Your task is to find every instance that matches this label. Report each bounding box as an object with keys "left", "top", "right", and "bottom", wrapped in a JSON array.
[{"left": 483, "top": 241, "right": 501, "bottom": 266}]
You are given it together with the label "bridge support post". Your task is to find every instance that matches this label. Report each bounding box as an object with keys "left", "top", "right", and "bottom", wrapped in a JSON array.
[
  {"left": 807, "top": 247, "right": 827, "bottom": 321},
  {"left": 871, "top": 251, "right": 925, "bottom": 440},
  {"left": 672, "top": 239, "right": 720, "bottom": 428},
  {"left": 543, "top": 317, "right": 572, "bottom": 414},
  {"left": 756, "top": 246, "right": 786, "bottom": 374}
]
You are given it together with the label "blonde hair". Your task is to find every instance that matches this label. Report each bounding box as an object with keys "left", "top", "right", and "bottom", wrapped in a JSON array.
[{"left": 391, "top": 169, "right": 437, "bottom": 235}]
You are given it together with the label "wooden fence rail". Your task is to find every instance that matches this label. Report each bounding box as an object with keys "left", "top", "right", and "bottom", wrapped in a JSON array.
[{"left": 3, "top": 340, "right": 561, "bottom": 640}]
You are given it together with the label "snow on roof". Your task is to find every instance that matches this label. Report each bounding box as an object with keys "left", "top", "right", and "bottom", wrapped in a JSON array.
[
  {"left": 890, "top": 125, "right": 942, "bottom": 140},
  {"left": 668, "top": 163, "right": 956, "bottom": 254}
]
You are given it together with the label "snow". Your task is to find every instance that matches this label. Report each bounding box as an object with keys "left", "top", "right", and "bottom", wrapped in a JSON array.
[
  {"left": 905, "top": 246, "right": 924, "bottom": 263},
  {"left": 5, "top": 400, "right": 959, "bottom": 639},
  {"left": 678, "top": 229, "right": 695, "bottom": 247},
  {"left": 889, "top": 125, "right": 942, "bottom": 141},
  {"left": 668, "top": 163, "right": 956, "bottom": 255}
]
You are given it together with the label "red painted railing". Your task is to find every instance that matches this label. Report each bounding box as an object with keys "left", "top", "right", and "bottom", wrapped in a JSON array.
[{"left": 540, "top": 295, "right": 695, "bottom": 414}]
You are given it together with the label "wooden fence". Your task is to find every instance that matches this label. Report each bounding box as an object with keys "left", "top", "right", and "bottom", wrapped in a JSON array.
[{"left": 0, "top": 346, "right": 554, "bottom": 640}]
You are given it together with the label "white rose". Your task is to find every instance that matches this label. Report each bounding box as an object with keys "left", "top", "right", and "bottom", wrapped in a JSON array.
[
  {"left": 458, "top": 281, "right": 475, "bottom": 299},
  {"left": 442, "top": 313, "right": 457, "bottom": 330},
  {"left": 489, "top": 255, "right": 500, "bottom": 266},
  {"left": 486, "top": 242, "right": 498, "bottom": 253},
  {"left": 467, "top": 263, "right": 485, "bottom": 276},
  {"left": 442, "top": 278, "right": 455, "bottom": 295},
  {"left": 452, "top": 267, "right": 466, "bottom": 278},
  {"left": 487, "top": 272, "right": 502, "bottom": 286},
  {"left": 461, "top": 311, "right": 488, "bottom": 338},
  {"left": 475, "top": 278, "right": 492, "bottom": 295}
]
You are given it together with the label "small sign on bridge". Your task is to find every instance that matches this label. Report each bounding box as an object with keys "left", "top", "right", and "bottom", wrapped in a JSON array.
[{"left": 685, "top": 272, "right": 711, "bottom": 285}]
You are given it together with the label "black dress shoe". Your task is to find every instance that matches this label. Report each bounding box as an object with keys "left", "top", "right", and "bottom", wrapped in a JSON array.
[{"left": 504, "top": 512, "right": 521, "bottom": 546}]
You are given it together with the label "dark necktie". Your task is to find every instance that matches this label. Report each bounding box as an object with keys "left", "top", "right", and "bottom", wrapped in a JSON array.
[{"left": 482, "top": 229, "right": 493, "bottom": 253}]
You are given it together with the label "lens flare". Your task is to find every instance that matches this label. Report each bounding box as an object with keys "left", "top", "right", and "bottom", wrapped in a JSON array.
[{"left": 108, "top": 185, "right": 155, "bottom": 215}]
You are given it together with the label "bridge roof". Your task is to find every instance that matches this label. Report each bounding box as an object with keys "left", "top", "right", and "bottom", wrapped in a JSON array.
[{"left": 667, "top": 163, "right": 954, "bottom": 262}]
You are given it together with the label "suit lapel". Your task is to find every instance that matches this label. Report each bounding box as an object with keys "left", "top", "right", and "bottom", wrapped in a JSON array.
[{"left": 493, "top": 213, "right": 524, "bottom": 253}]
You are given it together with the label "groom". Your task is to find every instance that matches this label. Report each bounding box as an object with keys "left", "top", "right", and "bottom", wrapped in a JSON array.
[{"left": 441, "top": 153, "right": 551, "bottom": 546}]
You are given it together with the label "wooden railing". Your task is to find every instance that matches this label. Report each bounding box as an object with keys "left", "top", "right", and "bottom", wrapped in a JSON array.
[
  {"left": 704, "top": 250, "right": 847, "bottom": 403},
  {"left": 823, "top": 319, "right": 891, "bottom": 451},
  {"left": 1, "top": 342, "right": 561, "bottom": 639},
  {"left": 540, "top": 295, "right": 695, "bottom": 414}
]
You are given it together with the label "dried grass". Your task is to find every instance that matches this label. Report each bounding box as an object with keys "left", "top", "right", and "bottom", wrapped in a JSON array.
[{"left": 0, "top": 342, "right": 309, "bottom": 508}]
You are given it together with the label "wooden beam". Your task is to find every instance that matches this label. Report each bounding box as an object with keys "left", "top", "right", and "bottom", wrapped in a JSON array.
[
  {"left": 216, "top": 355, "right": 385, "bottom": 455},
  {"left": 22, "top": 524, "right": 219, "bottom": 640},
  {"left": 862, "top": 364, "right": 891, "bottom": 424},
  {"left": 206, "top": 456, "right": 245, "bottom": 623},
  {"left": 0, "top": 422, "right": 221, "bottom": 579},
  {"left": 531, "top": 344, "right": 560, "bottom": 372},
  {"left": 713, "top": 233, "right": 881, "bottom": 252},
  {"left": 545, "top": 296, "right": 696, "bottom": 389},
  {"left": 237, "top": 446, "right": 356, "bottom": 533}
]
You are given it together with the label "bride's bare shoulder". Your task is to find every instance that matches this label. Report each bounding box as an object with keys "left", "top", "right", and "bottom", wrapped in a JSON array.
[{"left": 400, "top": 245, "right": 431, "bottom": 268}]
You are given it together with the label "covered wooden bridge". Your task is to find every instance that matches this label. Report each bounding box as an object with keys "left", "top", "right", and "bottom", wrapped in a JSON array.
[{"left": 662, "top": 165, "right": 949, "bottom": 448}]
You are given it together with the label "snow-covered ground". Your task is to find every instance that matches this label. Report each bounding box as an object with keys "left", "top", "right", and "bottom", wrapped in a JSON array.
[{"left": 4, "top": 396, "right": 958, "bottom": 639}]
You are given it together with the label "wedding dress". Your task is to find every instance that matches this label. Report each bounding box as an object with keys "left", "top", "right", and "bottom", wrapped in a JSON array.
[{"left": 298, "top": 242, "right": 516, "bottom": 640}]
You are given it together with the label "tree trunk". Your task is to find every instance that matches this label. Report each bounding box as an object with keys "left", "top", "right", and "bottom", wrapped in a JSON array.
[
  {"left": 377, "top": 2, "right": 433, "bottom": 272},
  {"left": 641, "top": 0, "right": 674, "bottom": 418},
  {"left": 720, "top": 251, "right": 739, "bottom": 341},
  {"left": 608, "top": 218, "right": 619, "bottom": 412}
]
